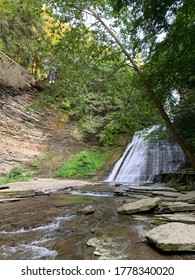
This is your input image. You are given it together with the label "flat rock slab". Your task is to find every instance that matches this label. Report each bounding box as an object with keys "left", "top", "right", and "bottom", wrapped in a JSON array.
[
  {"left": 176, "top": 191, "right": 195, "bottom": 204},
  {"left": 0, "top": 198, "right": 25, "bottom": 203},
  {"left": 155, "top": 213, "right": 195, "bottom": 224},
  {"left": 0, "top": 190, "right": 36, "bottom": 200},
  {"left": 151, "top": 191, "right": 180, "bottom": 198},
  {"left": 161, "top": 201, "right": 195, "bottom": 212},
  {"left": 117, "top": 197, "right": 161, "bottom": 214},
  {"left": 125, "top": 183, "right": 176, "bottom": 192},
  {"left": 146, "top": 222, "right": 195, "bottom": 252}
]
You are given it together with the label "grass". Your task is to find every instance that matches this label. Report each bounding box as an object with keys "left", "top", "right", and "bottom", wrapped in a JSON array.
[
  {"left": 0, "top": 167, "right": 32, "bottom": 185},
  {"left": 55, "top": 147, "right": 114, "bottom": 178}
]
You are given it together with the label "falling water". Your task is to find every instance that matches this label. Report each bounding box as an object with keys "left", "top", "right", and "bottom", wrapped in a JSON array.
[{"left": 107, "top": 127, "right": 186, "bottom": 184}]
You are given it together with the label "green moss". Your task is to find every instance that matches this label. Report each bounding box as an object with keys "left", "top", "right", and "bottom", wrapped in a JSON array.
[
  {"left": 157, "top": 243, "right": 180, "bottom": 252},
  {"left": 162, "top": 170, "right": 195, "bottom": 191},
  {"left": 146, "top": 237, "right": 180, "bottom": 252},
  {"left": 152, "top": 219, "right": 168, "bottom": 226}
]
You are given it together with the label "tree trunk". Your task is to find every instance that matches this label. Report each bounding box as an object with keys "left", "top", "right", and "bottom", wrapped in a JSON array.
[{"left": 89, "top": 8, "right": 195, "bottom": 172}]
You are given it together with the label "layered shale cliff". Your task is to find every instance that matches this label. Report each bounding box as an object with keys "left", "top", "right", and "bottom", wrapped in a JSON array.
[
  {"left": 0, "top": 85, "right": 85, "bottom": 175},
  {"left": 0, "top": 86, "right": 47, "bottom": 174}
]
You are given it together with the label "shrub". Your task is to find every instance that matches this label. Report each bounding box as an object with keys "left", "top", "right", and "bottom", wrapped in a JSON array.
[
  {"left": 0, "top": 166, "right": 32, "bottom": 185},
  {"left": 7, "top": 167, "right": 23, "bottom": 179},
  {"left": 55, "top": 148, "right": 113, "bottom": 178}
]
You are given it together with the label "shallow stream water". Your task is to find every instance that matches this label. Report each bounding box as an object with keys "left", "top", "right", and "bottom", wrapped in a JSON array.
[{"left": 0, "top": 183, "right": 194, "bottom": 260}]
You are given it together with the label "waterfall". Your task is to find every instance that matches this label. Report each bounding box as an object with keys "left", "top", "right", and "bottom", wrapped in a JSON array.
[{"left": 107, "top": 127, "right": 186, "bottom": 184}]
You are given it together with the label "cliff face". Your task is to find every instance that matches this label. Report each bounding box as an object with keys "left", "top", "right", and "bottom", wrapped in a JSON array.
[
  {"left": 0, "top": 86, "right": 47, "bottom": 174},
  {"left": 0, "top": 85, "right": 85, "bottom": 175}
]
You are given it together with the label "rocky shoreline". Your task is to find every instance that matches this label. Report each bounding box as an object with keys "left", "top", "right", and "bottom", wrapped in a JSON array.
[{"left": 115, "top": 184, "right": 195, "bottom": 253}]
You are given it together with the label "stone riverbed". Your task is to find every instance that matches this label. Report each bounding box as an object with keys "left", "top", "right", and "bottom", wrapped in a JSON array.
[{"left": 0, "top": 179, "right": 195, "bottom": 260}]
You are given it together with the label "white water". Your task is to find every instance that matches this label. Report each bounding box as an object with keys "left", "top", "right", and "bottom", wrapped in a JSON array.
[
  {"left": 0, "top": 214, "right": 77, "bottom": 259},
  {"left": 107, "top": 127, "right": 186, "bottom": 183},
  {"left": 2, "top": 244, "right": 58, "bottom": 260}
]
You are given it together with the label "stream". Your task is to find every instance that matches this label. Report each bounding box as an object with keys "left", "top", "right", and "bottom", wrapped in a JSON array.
[{"left": 0, "top": 183, "right": 195, "bottom": 260}]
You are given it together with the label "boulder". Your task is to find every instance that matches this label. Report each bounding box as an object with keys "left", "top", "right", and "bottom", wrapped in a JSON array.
[
  {"left": 78, "top": 205, "right": 94, "bottom": 215},
  {"left": 146, "top": 222, "right": 195, "bottom": 252},
  {"left": 117, "top": 197, "right": 161, "bottom": 214},
  {"left": 160, "top": 201, "right": 195, "bottom": 212},
  {"left": 155, "top": 213, "right": 195, "bottom": 224},
  {"left": 87, "top": 237, "right": 127, "bottom": 260},
  {"left": 176, "top": 191, "right": 195, "bottom": 204}
]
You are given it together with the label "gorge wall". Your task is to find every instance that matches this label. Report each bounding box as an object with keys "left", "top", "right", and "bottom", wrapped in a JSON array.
[{"left": 0, "top": 85, "right": 85, "bottom": 175}]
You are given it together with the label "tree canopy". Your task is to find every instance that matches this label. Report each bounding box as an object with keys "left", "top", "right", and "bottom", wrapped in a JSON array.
[
  {"left": 1, "top": 0, "right": 195, "bottom": 169},
  {"left": 0, "top": 0, "right": 44, "bottom": 67}
]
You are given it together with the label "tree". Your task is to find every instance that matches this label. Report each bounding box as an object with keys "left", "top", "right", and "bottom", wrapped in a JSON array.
[
  {"left": 2, "top": 0, "right": 191, "bottom": 167},
  {"left": 0, "top": 0, "right": 44, "bottom": 68},
  {"left": 41, "top": 22, "right": 159, "bottom": 143},
  {"left": 140, "top": 1, "right": 195, "bottom": 153},
  {"left": 43, "top": 0, "right": 195, "bottom": 171}
]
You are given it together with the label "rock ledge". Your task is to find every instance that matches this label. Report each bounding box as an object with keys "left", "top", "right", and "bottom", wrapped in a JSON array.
[
  {"left": 117, "top": 197, "right": 161, "bottom": 214},
  {"left": 146, "top": 222, "right": 195, "bottom": 252}
]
